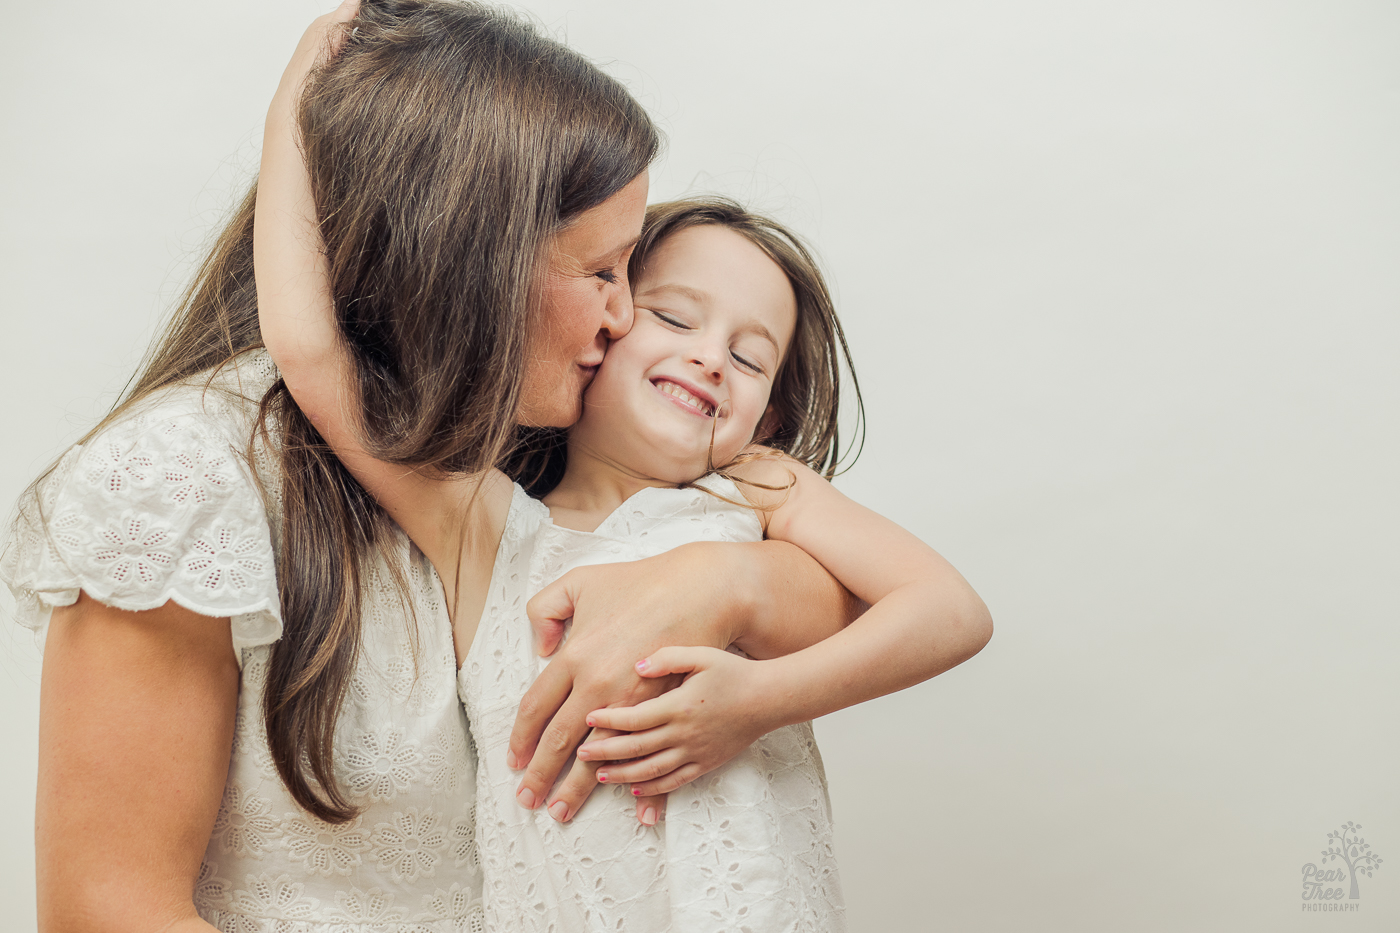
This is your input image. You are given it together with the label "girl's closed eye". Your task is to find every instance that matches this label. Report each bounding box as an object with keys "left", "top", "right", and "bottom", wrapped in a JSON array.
[
  {"left": 731, "top": 350, "right": 763, "bottom": 374},
  {"left": 648, "top": 308, "right": 689, "bottom": 329}
]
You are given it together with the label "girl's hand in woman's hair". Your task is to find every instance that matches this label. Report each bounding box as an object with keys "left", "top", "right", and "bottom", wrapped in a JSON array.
[
  {"left": 575, "top": 648, "right": 786, "bottom": 800},
  {"left": 271, "top": 0, "right": 359, "bottom": 109}
]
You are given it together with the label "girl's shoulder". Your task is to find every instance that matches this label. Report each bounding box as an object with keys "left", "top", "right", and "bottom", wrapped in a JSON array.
[{"left": 720, "top": 447, "right": 827, "bottom": 524}]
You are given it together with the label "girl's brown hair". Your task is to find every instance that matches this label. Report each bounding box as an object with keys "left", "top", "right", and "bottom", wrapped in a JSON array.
[
  {"left": 508, "top": 197, "right": 863, "bottom": 494},
  {"left": 632, "top": 198, "right": 863, "bottom": 477},
  {"left": 16, "top": 0, "right": 658, "bottom": 822}
]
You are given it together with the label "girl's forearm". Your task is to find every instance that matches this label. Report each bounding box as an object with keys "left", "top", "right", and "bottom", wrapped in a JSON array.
[
  {"left": 254, "top": 80, "right": 347, "bottom": 414},
  {"left": 756, "top": 580, "right": 992, "bottom": 727}
]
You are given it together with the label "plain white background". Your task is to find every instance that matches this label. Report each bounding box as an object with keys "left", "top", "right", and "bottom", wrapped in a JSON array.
[{"left": 2, "top": 1, "right": 1397, "bottom": 930}]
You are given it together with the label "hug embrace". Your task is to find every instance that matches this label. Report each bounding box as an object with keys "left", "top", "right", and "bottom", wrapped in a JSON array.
[{"left": 1, "top": 2, "right": 991, "bottom": 931}]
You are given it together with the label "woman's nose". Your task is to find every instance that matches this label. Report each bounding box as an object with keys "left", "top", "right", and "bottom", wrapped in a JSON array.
[{"left": 599, "top": 278, "right": 634, "bottom": 340}]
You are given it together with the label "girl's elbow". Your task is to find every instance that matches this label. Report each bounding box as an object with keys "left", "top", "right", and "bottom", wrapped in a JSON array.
[
  {"left": 958, "top": 593, "right": 993, "bottom": 659},
  {"left": 973, "top": 603, "right": 994, "bottom": 653}
]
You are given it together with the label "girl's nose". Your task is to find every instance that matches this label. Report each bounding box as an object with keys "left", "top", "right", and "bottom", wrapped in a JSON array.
[{"left": 689, "top": 346, "right": 725, "bottom": 383}]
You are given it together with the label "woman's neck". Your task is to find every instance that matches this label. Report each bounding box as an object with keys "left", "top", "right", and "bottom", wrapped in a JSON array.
[{"left": 541, "top": 440, "right": 676, "bottom": 532}]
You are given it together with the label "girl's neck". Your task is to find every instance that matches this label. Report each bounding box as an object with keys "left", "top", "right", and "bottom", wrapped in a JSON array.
[{"left": 541, "top": 440, "right": 677, "bottom": 532}]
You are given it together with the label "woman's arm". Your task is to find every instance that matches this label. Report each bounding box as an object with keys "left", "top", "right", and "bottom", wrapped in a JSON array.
[
  {"left": 37, "top": 595, "right": 238, "bottom": 933},
  {"left": 254, "top": 2, "right": 477, "bottom": 574},
  {"left": 576, "top": 455, "right": 992, "bottom": 796}
]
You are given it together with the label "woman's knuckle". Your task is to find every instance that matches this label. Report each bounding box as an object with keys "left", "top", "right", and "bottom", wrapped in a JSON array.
[{"left": 542, "top": 726, "right": 572, "bottom": 755}]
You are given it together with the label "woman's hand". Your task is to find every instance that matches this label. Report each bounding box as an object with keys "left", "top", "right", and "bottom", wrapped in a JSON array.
[
  {"left": 577, "top": 647, "right": 787, "bottom": 798},
  {"left": 505, "top": 542, "right": 734, "bottom": 823},
  {"left": 506, "top": 539, "right": 857, "bottom": 822}
]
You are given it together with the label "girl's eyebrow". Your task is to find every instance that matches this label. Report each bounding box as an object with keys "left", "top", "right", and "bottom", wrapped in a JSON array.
[
  {"left": 737, "top": 321, "right": 781, "bottom": 355},
  {"left": 637, "top": 282, "right": 707, "bottom": 304}
]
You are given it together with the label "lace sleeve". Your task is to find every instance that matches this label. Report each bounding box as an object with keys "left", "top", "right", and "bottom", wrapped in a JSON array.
[{"left": 0, "top": 391, "right": 282, "bottom": 663}]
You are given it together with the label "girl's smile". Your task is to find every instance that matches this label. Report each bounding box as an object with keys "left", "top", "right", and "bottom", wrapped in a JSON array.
[{"left": 651, "top": 376, "right": 719, "bottom": 418}]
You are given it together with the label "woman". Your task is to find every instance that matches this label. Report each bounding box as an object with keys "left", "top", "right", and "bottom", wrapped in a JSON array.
[{"left": 1, "top": 2, "right": 854, "bottom": 930}]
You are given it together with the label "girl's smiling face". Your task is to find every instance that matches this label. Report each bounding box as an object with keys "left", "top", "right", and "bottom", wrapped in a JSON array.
[{"left": 568, "top": 223, "right": 798, "bottom": 483}]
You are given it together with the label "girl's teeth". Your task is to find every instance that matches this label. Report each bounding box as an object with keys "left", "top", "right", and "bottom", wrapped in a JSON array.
[{"left": 659, "top": 381, "right": 714, "bottom": 415}]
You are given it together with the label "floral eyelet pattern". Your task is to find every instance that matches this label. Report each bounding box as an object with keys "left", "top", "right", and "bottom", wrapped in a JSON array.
[
  {"left": 462, "top": 479, "right": 844, "bottom": 931},
  {"left": 1, "top": 352, "right": 483, "bottom": 931}
]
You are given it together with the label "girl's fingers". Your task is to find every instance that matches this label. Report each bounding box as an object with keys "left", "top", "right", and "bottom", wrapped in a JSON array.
[
  {"left": 584, "top": 695, "right": 675, "bottom": 734},
  {"left": 320, "top": 0, "right": 361, "bottom": 56},
  {"left": 634, "top": 793, "right": 667, "bottom": 826},
  {"left": 576, "top": 726, "right": 673, "bottom": 762},
  {"left": 593, "top": 748, "right": 688, "bottom": 787},
  {"left": 634, "top": 645, "right": 720, "bottom": 679},
  {"left": 627, "top": 761, "right": 707, "bottom": 798}
]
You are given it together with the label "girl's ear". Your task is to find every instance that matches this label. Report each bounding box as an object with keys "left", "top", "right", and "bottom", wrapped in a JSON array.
[{"left": 753, "top": 403, "right": 781, "bottom": 446}]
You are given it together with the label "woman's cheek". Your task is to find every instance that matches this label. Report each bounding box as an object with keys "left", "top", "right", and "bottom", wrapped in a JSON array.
[{"left": 541, "top": 279, "right": 601, "bottom": 362}]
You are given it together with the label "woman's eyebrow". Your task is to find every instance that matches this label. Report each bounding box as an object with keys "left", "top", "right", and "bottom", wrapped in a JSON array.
[{"left": 594, "top": 235, "right": 640, "bottom": 265}]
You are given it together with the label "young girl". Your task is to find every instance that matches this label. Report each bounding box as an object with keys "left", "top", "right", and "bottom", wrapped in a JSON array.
[{"left": 259, "top": 98, "right": 991, "bottom": 933}]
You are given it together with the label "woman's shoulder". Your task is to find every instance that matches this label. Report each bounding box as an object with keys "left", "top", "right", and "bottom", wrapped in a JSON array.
[
  {"left": 494, "top": 472, "right": 551, "bottom": 543},
  {"left": 0, "top": 350, "right": 283, "bottom": 658}
]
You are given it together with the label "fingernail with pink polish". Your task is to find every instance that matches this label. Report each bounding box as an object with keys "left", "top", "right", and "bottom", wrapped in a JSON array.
[
  {"left": 597, "top": 771, "right": 608, "bottom": 783},
  {"left": 635, "top": 659, "right": 649, "bottom": 672},
  {"left": 632, "top": 787, "right": 643, "bottom": 796}
]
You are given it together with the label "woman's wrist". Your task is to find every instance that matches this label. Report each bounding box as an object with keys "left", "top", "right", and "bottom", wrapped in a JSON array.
[
  {"left": 720, "top": 539, "right": 854, "bottom": 660},
  {"left": 692, "top": 540, "right": 763, "bottom": 650}
]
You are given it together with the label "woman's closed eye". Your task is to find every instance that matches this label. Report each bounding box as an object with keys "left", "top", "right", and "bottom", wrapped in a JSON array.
[{"left": 595, "top": 269, "right": 619, "bottom": 284}]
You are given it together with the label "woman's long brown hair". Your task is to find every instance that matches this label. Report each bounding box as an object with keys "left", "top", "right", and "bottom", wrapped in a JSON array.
[{"left": 14, "top": 0, "right": 658, "bottom": 822}]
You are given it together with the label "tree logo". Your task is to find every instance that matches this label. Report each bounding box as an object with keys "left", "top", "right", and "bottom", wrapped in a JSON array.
[{"left": 1301, "top": 822, "right": 1383, "bottom": 906}]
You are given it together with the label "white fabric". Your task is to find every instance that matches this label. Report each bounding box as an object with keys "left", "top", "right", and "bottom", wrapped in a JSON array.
[
  {"left": 1, "top": 351, "right": 484, "bottom": 932},
  {"left": 462, "top": 478, "right": 846, "bottom": 933}
]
